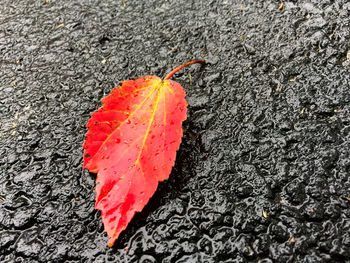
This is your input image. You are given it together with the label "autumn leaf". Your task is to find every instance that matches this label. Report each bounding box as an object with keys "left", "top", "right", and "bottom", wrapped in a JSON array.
[{"left": 83, "top": 60, "right": 205, "bottom": 246}]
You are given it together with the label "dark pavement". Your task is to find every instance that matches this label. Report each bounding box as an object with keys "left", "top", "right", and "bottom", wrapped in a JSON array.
[{"left": 1, "top": 0, "right": 350, "bottom": 262}]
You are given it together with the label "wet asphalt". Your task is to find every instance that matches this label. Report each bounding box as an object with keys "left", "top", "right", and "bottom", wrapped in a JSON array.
[{"left": 0, "top": 0, "right": 350, "bottom": 262}]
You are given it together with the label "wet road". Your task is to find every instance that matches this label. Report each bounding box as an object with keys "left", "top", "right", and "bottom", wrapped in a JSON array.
[{"left": 1, "top": 0, "right": 350, "bottom": 262}]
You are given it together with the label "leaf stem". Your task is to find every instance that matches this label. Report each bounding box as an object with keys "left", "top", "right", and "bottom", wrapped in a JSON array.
[{"left": 163, "top": 59, "right": 206, "bottom": 80}]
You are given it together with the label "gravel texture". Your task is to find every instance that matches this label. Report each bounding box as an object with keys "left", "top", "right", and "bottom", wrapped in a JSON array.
[{"left": 1, "top": 0, "right": 350, "bottom": 262}]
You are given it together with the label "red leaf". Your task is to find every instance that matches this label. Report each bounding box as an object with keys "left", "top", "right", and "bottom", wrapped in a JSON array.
[{"left": 83, "top": 60, "right": 205, "bottom": 246}]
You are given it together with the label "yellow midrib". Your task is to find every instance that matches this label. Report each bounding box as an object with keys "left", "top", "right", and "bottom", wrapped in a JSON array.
[
  {"left": 91, "top": 82, "right": 159, "bottom": 167},
  {"left": 135, "top": 81, "right": 163, "bottom": 165},
  {"left": 108, "top": 81, "right": 163, "bottom": 241}
]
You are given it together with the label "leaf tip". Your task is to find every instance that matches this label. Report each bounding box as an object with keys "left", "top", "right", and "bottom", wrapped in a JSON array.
[{"left": 107, "top": 235, "right": 118, "bottom": 247}]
